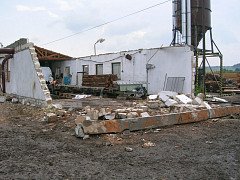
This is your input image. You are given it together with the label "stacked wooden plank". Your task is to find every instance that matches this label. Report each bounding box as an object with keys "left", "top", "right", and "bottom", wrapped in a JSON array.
[{"left": 82, "top": 74, "right": 118, "bottom": 88}]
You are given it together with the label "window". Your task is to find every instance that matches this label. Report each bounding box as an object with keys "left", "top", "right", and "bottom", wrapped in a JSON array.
[
  {"left": 82, "top": 65, "right": 89, "bottom": 75},
  {"left": 96, "top": 64, "right": 103, "bottom": 75},
  {"left": 112, "top": 62, "right": 121, "bottom": 79}
]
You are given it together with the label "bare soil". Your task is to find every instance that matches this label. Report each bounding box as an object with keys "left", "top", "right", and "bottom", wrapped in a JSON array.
[{"left": 0, "top": 102, "right": 240, "bottom": 179}]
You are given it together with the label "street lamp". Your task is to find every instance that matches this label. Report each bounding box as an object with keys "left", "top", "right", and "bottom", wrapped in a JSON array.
[{"left": 94, "top": 38, "right": 105, "bottom": 55}]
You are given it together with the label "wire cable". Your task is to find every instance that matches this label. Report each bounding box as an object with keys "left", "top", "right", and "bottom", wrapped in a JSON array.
[{"left": 41, "top": 0, "right": 171, "bottom": 46}]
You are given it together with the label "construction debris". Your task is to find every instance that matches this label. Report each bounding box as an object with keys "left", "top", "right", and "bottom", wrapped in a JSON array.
[{"left": 0, "top": 96, "right": 6, "bottom": 103}]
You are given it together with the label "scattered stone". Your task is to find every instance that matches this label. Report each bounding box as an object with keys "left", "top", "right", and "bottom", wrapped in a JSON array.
[
  {"left": 11, "top": 98, "right": 19, "bottom": 104},
  {"left": 75, "top": 124, "right": 85, "bottom": 138},
  {"left": 142, "top": 141, "right": 156, "bottom": 148},
  {"left": 46, "top": 113, "right": 58, "bottom": 123},
  {"left": 83, "top": 135, "right": 90, "bottom": 140},
  {"left": 140, "top": 106, "right": 148, "bottom": 111},
  {"left": 0, "top": 96, "right": 6, "bottom": 103},
  {"left": 116, "top": 113, "right": 127, "bottom": 119},
  {"left": 125, "top": 147, "right": 133, "bottom": 152},
  {"left": 147, "top": 101, "right": 159, "bottom": 109},
  {"left": 87, "top": 109, "right": 99, "bottom": 120},
  {"left": 75, "top": 115, "right": 86, "bottom": 125},
  {"left": 176, "top": 94, "right": 193, "bottom": 104},
  {"left": 141, "top": 112, "right": 150, "bottom": 117},
  {"left": 127, "top": 112, "right": 139, "bottom": 118}
]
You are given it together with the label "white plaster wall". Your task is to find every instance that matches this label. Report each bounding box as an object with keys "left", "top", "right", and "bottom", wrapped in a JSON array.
[
  {"left": 75, "top": 46, "right": 193, "bottom": 94},
  {"left": 5, "top": 49, "right": 46, "bottom": 100},
  {"left": 49, "top": 46, "right": 194, "bottom": 94},
  {"left": 146, "top": 46, "right": 193, "bottom": 94}
]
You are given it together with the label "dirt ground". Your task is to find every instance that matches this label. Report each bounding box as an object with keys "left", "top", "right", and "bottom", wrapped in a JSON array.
[{"left": 0, "top": 102, "right": 240, "bottom": 179}]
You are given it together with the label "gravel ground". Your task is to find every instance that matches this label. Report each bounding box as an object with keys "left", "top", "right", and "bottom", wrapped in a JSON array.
[{"left": 0, "top": 102, "right": 239, "bottom": 179}]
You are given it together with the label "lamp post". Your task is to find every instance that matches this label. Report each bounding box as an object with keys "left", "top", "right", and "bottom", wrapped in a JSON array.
[{"left": 94, "top": 38, "right": 105, "bottom": 55}]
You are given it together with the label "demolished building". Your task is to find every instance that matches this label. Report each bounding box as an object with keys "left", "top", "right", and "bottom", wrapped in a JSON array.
[{"left": 0, "top": 39, "right": 195, "bottom": 106}]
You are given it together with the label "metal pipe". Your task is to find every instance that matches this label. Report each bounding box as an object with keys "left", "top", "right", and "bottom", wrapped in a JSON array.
[
  {"left": 172, "top": 0, "right": 177, "bottom": 44},
  {"left": 181, "top": 0, "right": 187, "bottom": 44},
  {"left": 2, "top": 54, "right": 13, "bottom": 93},
  {"left": 0, "top": 48, "right": 15, "bottom": 54},
  {"left": 186, "top": 0, "right": 191, "bottom": 45}
]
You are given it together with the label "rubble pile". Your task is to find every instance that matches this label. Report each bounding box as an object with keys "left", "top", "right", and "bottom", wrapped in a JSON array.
[{"left": 72, "top": 91, "right": 219, "bottom": 124}]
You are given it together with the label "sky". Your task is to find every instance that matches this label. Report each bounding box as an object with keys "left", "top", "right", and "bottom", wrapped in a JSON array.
[{"left": 0, "top": 0, "right": 240, "bottom": 66}]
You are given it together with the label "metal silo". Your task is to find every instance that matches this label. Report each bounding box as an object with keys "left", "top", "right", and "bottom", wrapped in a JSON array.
[{"left": 172, "top": 0, "right": 212, "bottom": 47}]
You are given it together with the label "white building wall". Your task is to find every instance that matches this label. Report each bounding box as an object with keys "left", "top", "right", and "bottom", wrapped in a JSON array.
[
  {"left": 5, "top": 49, "right": 46, "bottom": 100},
  {"left": 74, "top": 46, "right": 194, "bottom": 94}
]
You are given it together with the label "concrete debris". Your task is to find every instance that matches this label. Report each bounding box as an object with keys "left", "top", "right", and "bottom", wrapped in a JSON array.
[
  {"left": 46, "top": 113, "right": 58, "bottom": 123},
  {"left": 147, "top": 101, "right": 159, "bottom": 109},
  {"left": 142, "top": 141, "right": 156, "bottom": 148},
  {"left": 75, "top": 124, "right": 85, "bottom": 138},
  {"left": 75, "top": 115, "right": 86, "bottom": 125},
  {"left": 11, "top": 98, "right": 19, "bottom": 104},
  {"left": 213, "top": 97, "right": 228, "bottom": 103},
  {"left": 176, "top": 94, "right": 193, "bottom": 104},
  {"left": 165, "top": 99, "right": 178, "bottom": 107},
  {"left": 141, "top": 112, "right": 150, "bottom": 117},
  {"left": 158, "top": 91, "right": 178, "bottom": 102},
  {"left": 127, "top": 112, "right": 139, "bottom": 118},
  {"left": 125, "top": 147, "right": 133, "bottom": 152},
  {"left": 148, "top": 95, "right": 158, "bottom": 100},
  {"left": 192, "top": 97, "right": 203, "bottom": 105},
  {"left": 202, "top": 101, "right": 212, "bottom": 110},
  {"left": 73, "top": 94, "right": 91, "bottom": 100},
  {"left": 116, "top": 113, "right": 127, "bottom": 119},
  {"left": 104, "top": 113, "right": 116, "bottom": 120},
  {"left": 52, "top": 103, "right": 63, "bottom": 109},
  {"left": 0, "top": 96, "right": 6, "bottom": 103}
]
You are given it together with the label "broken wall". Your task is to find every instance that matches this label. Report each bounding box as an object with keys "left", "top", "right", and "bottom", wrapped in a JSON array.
[
  {"left": 76, "top": 46, "right": 194, "bottom": 94},
  {"left": 4, "top": 43, "right": 52, "bottom": 106}
]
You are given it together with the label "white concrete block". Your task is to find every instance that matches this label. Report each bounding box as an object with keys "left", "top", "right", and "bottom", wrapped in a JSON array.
[
  {"left": 176, "top": 94, "right": 193, "bottom": 104},
  {"left": 213, "top": 97, "right": 228, "bottom": 103},
  {"left": 165, "top": 99, "right": 178, "bottom": 107},
  {"left": 0, "top": 96, "right": 6, "bottom": 103},
  {"left": 148, "top": 95, "right": 158, "bottom": 100},
  {"left": 141, "top": 112, "right": 150, "bottom": 117}
]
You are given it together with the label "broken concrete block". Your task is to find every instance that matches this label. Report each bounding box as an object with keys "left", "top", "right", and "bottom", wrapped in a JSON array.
[
  {"left": 148, "top": 95, "right": 158, "bottom": 100},
  {"left": 104, "top": 113, "right": 115, "bottom": 120},
  {"left": 141, "top": 112, "right": 150, "bottom": 117},
  {"left": 87, "top": 109, "right": 99, "bottom": 120},
  {"left": 115, "top": 109, "right": 127, "bottom": 113},
  {"left": 11, "top": 98, "right": 19, "bottom": 104},
  {"left": 140, "top": 106, "right": 148, "bottom": 112},
  {"left": 46, "top": 113, "right": 58, "bottom": 123},
  {"left": 147, "top": 101, "right": 159, "bottom": 109},
  {"left": 75, "top": 124, "right": 85, "bottom": 138},
  {"left": 52, "top": 103, "right": 63, "bottom": 110},
  {"left": 176, "top": 94, "right": 193, "bottom": 104},
  {"left": 75, "top": 115, "right": 86, "bottom": 125},
  {"left": 213, "top": 97, "right": 228, "bottom": 103},
  {"left": 192, "top": 97, "right": 203, "bottom": 105},
  {"left": 197, "top": 93, "right": 205, "bottom": 99},
  {"left": 99, "top": 108, "right": 106, "bottom": 117},
  {"left": 0, "top": 96, "right": 6, "bottom": 103},
  {"left": 201, "top": 101, "right": 212, "bottom": 109},
  {"left": 158, "top": 91, "right": 178, "bottom": 102},
  {"left": 127, "top": 112, "right": 139, "bottom": 118},
  {"left": 116, "top": 113, "right": 127, "bottom": 119},
  {"left": 165, "top": 99, "right": 178, "bottom": 107}
]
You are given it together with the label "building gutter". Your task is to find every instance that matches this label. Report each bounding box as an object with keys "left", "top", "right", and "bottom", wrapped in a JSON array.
[{"left": 0, "top": 48, "right": 15, "bottom": 93}]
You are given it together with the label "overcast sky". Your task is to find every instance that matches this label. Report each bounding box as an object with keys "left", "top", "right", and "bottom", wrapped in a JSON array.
[{"left": 1, "top": 0, "right": 239, "bottom": 66}]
